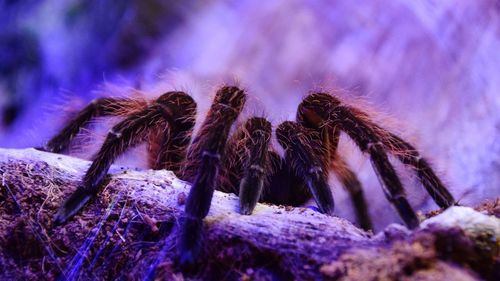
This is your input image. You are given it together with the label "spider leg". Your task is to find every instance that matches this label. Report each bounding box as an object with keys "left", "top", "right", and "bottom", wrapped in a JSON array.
[
  {"left": 43, "top": 97, "right": 147, "bottom": 153},
  {"left": 330, "top": 155, "right": 373, "bottom": 230},
  {"left": 53, "top": 92, "right": 196, "bottom": 225},
  {"left": 148, "top": 93, "right": 197, "bottom": 173},
  {"left": 344, "top": 106, "right": 456, "bottom": 208},
  {"left": 299, "top": 93, "right": 419, "bottom": 228},
  {"left": 276, "top": 121, "right": 335, "bottom": 215},
  {"left": 298, "top": 110, "right": 372, "bottom": 230},
  {"left": 337, "top": 110, "right": 420, "bottom": 228},
  {"left": 366, "top": 140, "right": 419, "bottom": 228},
  {"left": 220, "top": 117, "right": 272, "bottom": 215},
  {"left": 383, "top": 132, "right": 456, "bottom": 208},
  {"left": 178, "top": 86, "right": 246, "bottom": 267}
]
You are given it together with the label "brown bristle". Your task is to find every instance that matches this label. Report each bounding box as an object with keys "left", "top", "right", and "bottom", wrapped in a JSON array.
[
  {"left": 149, "top": 91, "right": 197, "bottom": 173},
  {"left": 181, "top": 86, "right": 247, "bottom": 182},
  {"left": 43, "top": 97, "right": 148, "bottom": 154},
  {"left": 219, "top": 117, "right": 272, "bottom": 194},
  {"left": 213, "top": 86, "right": 247, "bottom": 114}
]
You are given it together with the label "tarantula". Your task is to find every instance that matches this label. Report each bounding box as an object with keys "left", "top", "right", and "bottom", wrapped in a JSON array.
[{"left": 43, "top": 85, "right": 455, "bottom": 267}]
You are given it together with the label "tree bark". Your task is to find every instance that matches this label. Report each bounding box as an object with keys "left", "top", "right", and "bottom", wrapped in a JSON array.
[{"left": 0, "top": 148, "right": 498, "bottom": 280}]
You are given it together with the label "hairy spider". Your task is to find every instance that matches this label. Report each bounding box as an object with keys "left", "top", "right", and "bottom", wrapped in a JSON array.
[{"left": 43, "top": 85, "right": 455, "bottom": 268}]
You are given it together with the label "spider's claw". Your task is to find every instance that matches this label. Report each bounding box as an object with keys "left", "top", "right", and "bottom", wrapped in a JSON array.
[{"left": 53, "top": 188, "right": 94, "bottom": 225}]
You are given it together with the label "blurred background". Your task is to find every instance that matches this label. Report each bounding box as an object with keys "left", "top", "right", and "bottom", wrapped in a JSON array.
[{"left": 0, "top": 0, "right": 499, "bottom": 230}]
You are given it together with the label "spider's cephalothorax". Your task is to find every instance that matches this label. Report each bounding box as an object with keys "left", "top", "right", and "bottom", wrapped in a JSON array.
[{"left": 45, "top": 86, "right": 455, "bottom": 268}]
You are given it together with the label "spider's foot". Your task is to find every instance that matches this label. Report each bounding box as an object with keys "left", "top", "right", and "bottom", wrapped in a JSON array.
[
  {"left": 34, "top": 144, "right": 60, "bottom": 153},
  {"left": 306, "top": 205, "right": 335, "bottom": 216},
  {"left": 238, "top": 173, "right": 265, "bottom": 216},
  {"left": 178, "top": 251, "right": 197, "bottom": 272},
  {"left": 306, "top": 205, "right": 322, "bottom": 213},
  {"left": 307, "top": 174, "right": 335, "bottom": 216},
  {"left": 238, "top": 190, "right": 259, "bottom": 215},
  {"left": 177, "top": 216, "right": 203, "bottom": 270},
  {"left": 53, "top": 188, "right": 94, "bottom": 225},
  {"left": 318, "top": 201, "right": 335, "bottom": 216},
  {"left": 393, "top": 196, "right": 420, "bottom": 229},
  {"left": 33, "top": 146, "right": 48, "bottom": 152},
  {"left": 239, "top": 203, "right": 255, "bottom": 216}
]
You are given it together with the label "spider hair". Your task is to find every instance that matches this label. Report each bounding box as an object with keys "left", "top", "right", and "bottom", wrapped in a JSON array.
[
  {"left": 44, "top": 97, "right": 147, "bottom": 153},
  {"left": 297, "top": 93, "right": 455, "bottom": 228},
  {"left": 53, "top": 92, "right": 196, "bottom": 224},
  {"left": 276, "top": 121, "right": 334, "bottom": 215},
  {"left": 220, "top": 117, "right": 273, "bottom": 215},
  {"left": 45, "top": 86, "right": 456, "bottom": 270},
  {"left": 178, "top": 86, "right": 246, "bottom": 267},
  {"left": 148, "top": 92, "right": 197, "bottom": 173}
]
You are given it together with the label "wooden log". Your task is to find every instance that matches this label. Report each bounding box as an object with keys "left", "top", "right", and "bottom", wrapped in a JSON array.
[{"left": 0, "top": 148, "right": 498, "bottom": 280}]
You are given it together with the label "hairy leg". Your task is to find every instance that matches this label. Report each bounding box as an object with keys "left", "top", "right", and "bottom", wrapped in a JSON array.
[
  {"left": 298, "top": 106, "right": 372, "bottom": 230},
  {"left": 337, "top": 107, "right": 419, "bottom": 228},
  {"left": 330, "top": 156, "right": 373, "bottom": 230},
  {"left": 276, "top": 121, "right": 335, "bottom": 216},
  {"left": 148, "top": 93, "right": 197, "bottom": 173},
  {"left": 299, "top": 93, "right": 420, "bottom": 228},
  {"left": 44, "top": 97, "right": 147, "bottom": 153},
  {"left": 383, "top": 132, "right": 455, "bottom": 208},
  {"left": 344, "top": 106, "right": 456, "bottom": 208},
  {"left": 178, "top": 86, "right": 246, "bottom": 267},
  {"left": 54, "top": 92, "right": 195, "bottom": 224},
  {"left": 345, "top": 106, "right": 456, "bottom": 209},
  {"left": 220, "top": 117, "right": 272, "bottom": 215}
]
